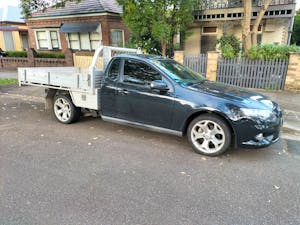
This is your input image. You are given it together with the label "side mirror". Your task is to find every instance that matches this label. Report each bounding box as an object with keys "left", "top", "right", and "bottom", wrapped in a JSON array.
[{"left": 150, "top": 80, "right": 169, "bottom": 92}]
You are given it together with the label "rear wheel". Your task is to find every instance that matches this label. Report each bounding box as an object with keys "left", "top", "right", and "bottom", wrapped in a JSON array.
[
  {"left": 187, "top": 114, "right": 231, "bottom": 156},
  {"left": 53, "top": 94, "right": 80, "bottom": 124}
]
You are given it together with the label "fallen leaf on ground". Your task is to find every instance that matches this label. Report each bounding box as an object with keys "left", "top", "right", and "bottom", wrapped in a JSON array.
[{"left": 274, "top": 185, "right": 280, "bottom": 190}]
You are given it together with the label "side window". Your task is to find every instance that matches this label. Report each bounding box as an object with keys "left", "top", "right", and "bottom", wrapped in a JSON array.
[
  {"left": 108, "top": 58, "right": 121, "bottom": 80},
  {"left": 123, "top": 59, "right": 161, "bottom": 86}
]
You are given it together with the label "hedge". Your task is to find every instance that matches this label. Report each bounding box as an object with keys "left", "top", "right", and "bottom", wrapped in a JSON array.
[
  {"left": 36, "top": 52, "right": 65, "bottom": 59},
  {"left": 246, "top": 44, "right": 299, "bottom": 60},
  {"left": 6, "top": 51, "right": 27, "bottom": 58}
]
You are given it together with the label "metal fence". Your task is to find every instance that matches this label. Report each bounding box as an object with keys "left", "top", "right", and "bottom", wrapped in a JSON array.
[
  {"left": 217, "top": 57, "right": 289, "bottom": 90},
  {"left": 184, "top": 54, "right": 207, "bottom": 77}
]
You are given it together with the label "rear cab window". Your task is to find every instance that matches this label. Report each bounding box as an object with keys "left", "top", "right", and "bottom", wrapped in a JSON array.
[{"left": 107, "top": 58, "right": 121, "bottom": 81}]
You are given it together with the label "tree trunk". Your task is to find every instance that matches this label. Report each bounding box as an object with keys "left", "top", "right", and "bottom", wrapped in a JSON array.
[
  {"left": 180, "top": 31, "right": 185, "bottom": 50},
  {"left": 252, "top": 0, "right": 273, "bottom": 45},
  {"left": 161, "top": 40, "right": 167, "bottom": 56},
  {"left": 242, "top": 0, "right": 252, "bottom": 53},
  {"left": 169, "top": 34, "right": 175, "bottom": 57}
]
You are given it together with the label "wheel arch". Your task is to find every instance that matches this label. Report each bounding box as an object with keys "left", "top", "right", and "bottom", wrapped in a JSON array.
[{"left": 182, "top": 109, "right": 237, "bottom": 146}]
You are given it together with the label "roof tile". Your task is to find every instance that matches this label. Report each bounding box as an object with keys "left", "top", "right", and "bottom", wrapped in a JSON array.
[{"left": 32, "top": 0, "right": 122, "bottom": 18}]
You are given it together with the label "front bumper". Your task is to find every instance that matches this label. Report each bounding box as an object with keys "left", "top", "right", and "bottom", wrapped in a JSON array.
[
  {"left": 233, "top": 116, "right": 282, "bottom": 148},
  {"left": 241, "top": 130, "right": 280, "bottom": 147}
]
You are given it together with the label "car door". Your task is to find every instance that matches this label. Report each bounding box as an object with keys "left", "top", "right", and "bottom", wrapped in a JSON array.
[
  {"left": 100, "top": 58, "right": 121, "bottom": 117},
  {"left": 114, "top": 58, "right": 175, "bottom": 129}
]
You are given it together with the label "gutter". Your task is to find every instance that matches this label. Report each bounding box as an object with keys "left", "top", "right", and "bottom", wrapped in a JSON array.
[{"left": 28, "top": 11, "right": 121, "bottom": 20}]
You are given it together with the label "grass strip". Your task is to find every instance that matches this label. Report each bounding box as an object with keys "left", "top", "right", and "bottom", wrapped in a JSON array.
[{"left": 0, "top": 78, "right": 18, "bottom": 85}]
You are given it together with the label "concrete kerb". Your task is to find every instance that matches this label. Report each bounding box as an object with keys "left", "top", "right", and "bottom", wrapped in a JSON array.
[
  {"left": 282, "top": 109, "right": 300, "bottom": 133},
  {"left": 256, "top": 90, "right": 300, "bottom": 135}
]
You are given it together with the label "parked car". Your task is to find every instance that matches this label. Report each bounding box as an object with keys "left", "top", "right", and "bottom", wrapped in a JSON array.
[
  {"left": 0, "top": 48, "right": 8, "bottom": 57},
  {"left": 18, "top": 46, "right": 282, "bottom": 156}
]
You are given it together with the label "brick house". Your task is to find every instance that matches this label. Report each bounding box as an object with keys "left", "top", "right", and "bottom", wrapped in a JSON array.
[
  {"left": 26, "top": 0, "right": 130, "bottom": 53},
  {"left": 184, "top": 0, "right": 296, "bottom": 54},
  {"left": 0, "top": 6, "right": 29, "bottom": 51}
]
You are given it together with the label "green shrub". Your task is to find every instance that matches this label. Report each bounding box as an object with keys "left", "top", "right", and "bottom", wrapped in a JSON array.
[
  {"left": 36, "top": 52, "right": 65, "bottom": 59},
  {"left": 216, "top": 34, "right": 241, "bottom": 58},
  {"left": 6, "top": 51, "right": 27, "bottom": 58},
  {"left": 246, "top": 44, "right": 299, "bottom": 60}
]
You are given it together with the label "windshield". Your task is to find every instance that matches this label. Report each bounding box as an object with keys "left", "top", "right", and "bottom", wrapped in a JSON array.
[{"left": 153, "top": 59, "right": 205, "bottom": 85}]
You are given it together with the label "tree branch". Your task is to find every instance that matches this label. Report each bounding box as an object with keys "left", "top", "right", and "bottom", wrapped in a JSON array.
[{"left": 252, "top": 0, "right": 273, "bottom": 45}]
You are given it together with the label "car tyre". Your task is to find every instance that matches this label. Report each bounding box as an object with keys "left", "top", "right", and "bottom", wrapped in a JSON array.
[
  {"left": 53, "top": 94, "right": 81, "bottom": 124},
  {"left": 187, "top": 114, "right": 231, "bottom": 156}
]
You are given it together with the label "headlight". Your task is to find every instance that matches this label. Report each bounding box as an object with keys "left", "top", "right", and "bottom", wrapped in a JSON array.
[
  {"left": 240, "top": 108, "right": 274, "bottom": 120},
  {"left": 229, "top": 106, "right": 275, "bottom": 121}
]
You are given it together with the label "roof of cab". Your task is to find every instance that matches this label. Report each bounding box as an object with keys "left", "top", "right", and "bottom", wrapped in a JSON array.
[{"left": 114, "top": 54, "right": 167, "bottom": 62}]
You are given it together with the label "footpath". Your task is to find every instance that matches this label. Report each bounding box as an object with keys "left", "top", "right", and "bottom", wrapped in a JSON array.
[{"left": 1, "top": 69, "right": 300, "bottom": 139}]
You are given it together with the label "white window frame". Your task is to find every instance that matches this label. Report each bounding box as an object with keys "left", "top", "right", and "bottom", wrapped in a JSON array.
[
  {"left": 34, "top": 29, "right": 61, "bottom": 50},
  {"left": 66, "top": 32, "right": 101, "bottom": 51}
]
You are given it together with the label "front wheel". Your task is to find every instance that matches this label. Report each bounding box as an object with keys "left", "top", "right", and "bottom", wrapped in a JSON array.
[
  {"left": 53, "top": 94, "right": 80, "bottom": 124},
  {"left": 187, "top": 114, "right": 231, "bottom": 156}
]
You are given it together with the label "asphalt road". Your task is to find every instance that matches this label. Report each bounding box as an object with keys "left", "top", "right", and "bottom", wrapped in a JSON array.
[{"left": 1, "top": 85, "right": 300, "bottom": 225}]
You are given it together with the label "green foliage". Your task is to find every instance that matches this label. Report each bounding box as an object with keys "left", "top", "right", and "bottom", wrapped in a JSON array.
[
  {"left": 36, "top": 52, "right": 65, "bottom": 58},
  {"left": 6, "top": 51, "right": 27, "bottom": 58},
  {"left": 246, "top": 44, "right": 299, "bottom": 60},
  {"left": 216, "top": 34, "right": 241, "bottom": 59},
  {"left": 0, "top": 79, "right": 18, "bottom": 85},
  {"left": 125, "top": 37, "right": 162, "bottom": 55},
  {"left": 291, "top": 9, "right": 300, "bottom": 45},
  {"left": 117, "top": 0, "right": 197, "bottom": 56}
]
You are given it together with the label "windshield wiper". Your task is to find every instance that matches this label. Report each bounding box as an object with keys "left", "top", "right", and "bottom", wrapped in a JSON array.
[{"left": 186, "top": 80, "right": 206, "bottom": 86}]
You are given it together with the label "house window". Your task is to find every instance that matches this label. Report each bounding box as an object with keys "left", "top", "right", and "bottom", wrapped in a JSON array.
[
  {"left": 35, "top": 29, "right": 61, "bottom": 50},
  {"left": 111, "top": 29, "right": 124, "bottom": 47},
  {"left": 90, "top": 32, "right": 101, "bottom": 50},
  {"left": 69, "top": 33, "right": 80, "bottom": 50},
  {"left": 80, "top": 33, "right": 90, "bottom": 50},
  {"left": 50, "top": 31, "right": 59, "bottom": 49},
  {"left": 3, "top": 31, "right": 15, "bottom": 50},
  {"left": 203, "top": 27, "right": 217, "bottom": 34},
  {"left": 250, "top": 25, "right": 262, "bottom": 32},
  {"left": 67, "top": 32, "right": 100, "bottom": 50},
  {"left": 36, "top": 31, "right": 48, "bottom": 49}
]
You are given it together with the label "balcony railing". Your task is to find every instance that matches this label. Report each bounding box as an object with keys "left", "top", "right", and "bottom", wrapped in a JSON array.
[{"left": 197, "top": 0, "right": 296, "bottom": 10}]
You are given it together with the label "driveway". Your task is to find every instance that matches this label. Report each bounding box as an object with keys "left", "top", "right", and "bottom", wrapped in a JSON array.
[{"left": 1, "top": 85, "right": 300, "bottom": 225}]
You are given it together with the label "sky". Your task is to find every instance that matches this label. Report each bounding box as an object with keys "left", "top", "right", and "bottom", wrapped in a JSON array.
[
  {"left": 0, "top": 0, "right": 300, "bottom": 9},
  {"left": 0, "top": 0, "right": 20, "bottom": 8}
]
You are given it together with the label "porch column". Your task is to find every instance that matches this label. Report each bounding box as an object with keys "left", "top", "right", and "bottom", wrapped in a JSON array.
[
  {"left": 206, "top": 51, "right": 219, "bottom": 82},
  {"left": 285, "top": 53, "right": 300, "bottom": 90},
  {"left": 174, "top": 50, "right": 184, "bottom": 64}
]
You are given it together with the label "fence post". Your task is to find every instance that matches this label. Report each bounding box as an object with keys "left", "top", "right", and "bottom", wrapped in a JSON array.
[
  {"left": 174, "top": 50, "right": 184, "bottom": 64},
  {"left": 285, "top": 53, "right": 300, "bottom": 90},
  {"left": 64, "top": 48, "right": 74, "bottom": 66},
  {"left": 206, "top": 51, "right": 219, "bottom": 82},
  {"left": 27, "top": 48, "right": 37, "bottom": 67}
]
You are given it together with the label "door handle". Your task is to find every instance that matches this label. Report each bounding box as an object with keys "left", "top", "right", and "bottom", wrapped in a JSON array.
[{"left": 118, "top": 89, "right": 129, "bottom": 95}]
